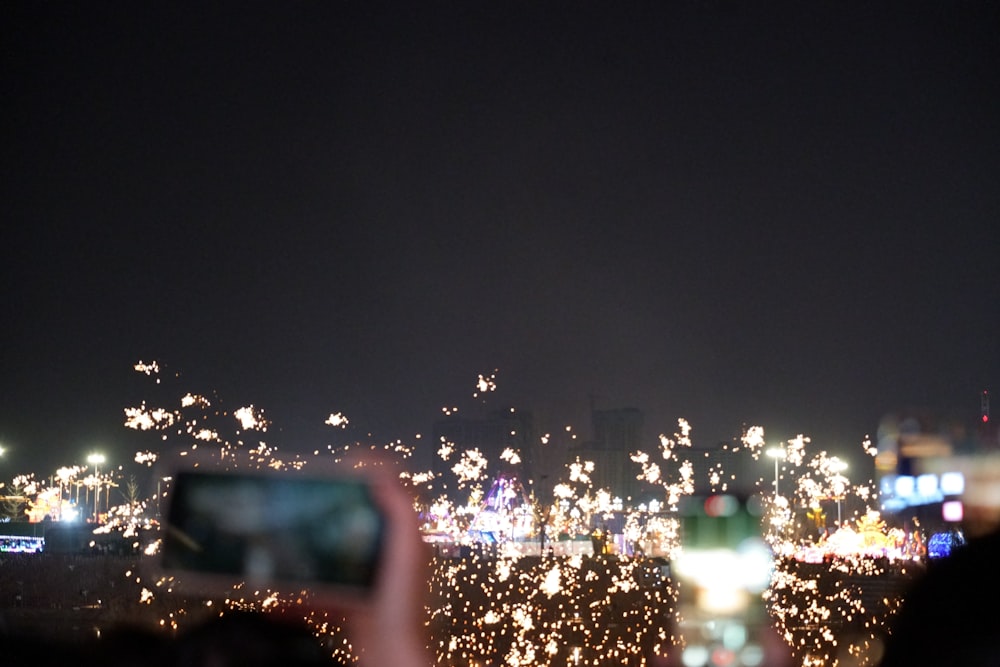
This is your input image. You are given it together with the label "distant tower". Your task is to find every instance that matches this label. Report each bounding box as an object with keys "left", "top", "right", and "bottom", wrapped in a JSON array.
[{"left": 977, "top": 389, "right": 998, "bottom": 450}]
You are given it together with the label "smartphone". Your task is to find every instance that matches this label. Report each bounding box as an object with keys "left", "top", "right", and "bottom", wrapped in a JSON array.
[
  {"left": 160, "top": 468, "right": 385, "bottom": 594},
  {"left": 672, "top": 493, "right": 775, "bottom": 666}
]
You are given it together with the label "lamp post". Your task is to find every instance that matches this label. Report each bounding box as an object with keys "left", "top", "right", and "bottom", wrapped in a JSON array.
[
  {"left": 157, "top": 476, "right": 171, "bottom": 518},
  {"left": 87, "top": 453, "right": 105, "bottom": 522},
  {"left": 829, "top": 457, "right": 849, "bottom": 526},
  {"left": 766, "top": 447, "right": 786, "bottom": 497}
]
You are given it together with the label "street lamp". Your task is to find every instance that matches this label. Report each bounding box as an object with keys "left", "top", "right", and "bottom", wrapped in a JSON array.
[
  {"left": 157, "top": 476, "right": 172, "bottom": 518},
  {"left": 829, "top": 457, "right": 849, "bottom": 526},
  {"left": 766, "top": 447, "right": 786, "bottom": 497},
  {"left": 87, "top": 453, "right": 105, "bottom": 522}
]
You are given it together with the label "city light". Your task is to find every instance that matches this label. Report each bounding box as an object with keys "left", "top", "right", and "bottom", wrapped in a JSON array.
[
  {"left": 828, "top": 456, "right": 849, "bottom": 526},
  {"left": 765, "top": 446, "right": 786, "bottom": 497},
  {"left": 87, "top": 452, "right": 105, "bottom": 522},
  {"left": 0, "top": 362, "right": 964, "bottom": 666}
]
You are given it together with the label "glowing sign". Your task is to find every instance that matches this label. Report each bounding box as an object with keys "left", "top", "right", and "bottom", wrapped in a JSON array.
[
  {"left": 941, "top": 500, "right": 963, "bottom": 523},
  {"left": 916, "top": 473, "right": 938, "bottom": 497},
  {"left": 940, "top": 471, "right": 965, "bottom": 496}
]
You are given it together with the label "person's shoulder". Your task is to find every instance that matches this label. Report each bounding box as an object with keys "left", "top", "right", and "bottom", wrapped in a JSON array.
[
  {"left": 880, "top": 528, "right": 1000, "bottom": 666},
  {"left": 0, "top": 613, "right": 340, "bottom": 667},
  {"left": 172, "top": 612, "right": 339, "bottom": 667},
  {"left": 0, "top": 633, "right": 128, "bottom": 667},
  {"left": 921, "top": 529, "right": 1000, "bottom": 586}
]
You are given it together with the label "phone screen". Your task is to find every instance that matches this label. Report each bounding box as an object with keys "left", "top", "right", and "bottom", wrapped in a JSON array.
[
  {"left": 672, "top": 494, "right": 775, "bottom": 665},
  {"left": 162, "top": 470, "right": 384, "bottom": 591}
]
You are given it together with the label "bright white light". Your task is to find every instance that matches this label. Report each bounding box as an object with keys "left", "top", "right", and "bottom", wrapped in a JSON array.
[
  {"left": 940, "top": 471, "right": 965, "bottom": 496},
  {"left": 681, "top": 645, "right": 710, "bottom": 667},
  {"left": 698, "top": 588, "right": 744, "bottom": 616},
  {"left": 674, "top": 549, "right": 738, "bottom": 587},
  {"left": 737, "top": 538, "right": 774, "bottom": 592},
  {"left": 674, "top": 539, "right": 772, "bottom": 612},
  {"left": 942, "top": 500, "right": 964, "bottom": 522},
  {"left": 916, "top": 473, "right": 938, "bottom": 497},
  {"left": 894, "top": 475, "right": 915, "bottom": 498}
]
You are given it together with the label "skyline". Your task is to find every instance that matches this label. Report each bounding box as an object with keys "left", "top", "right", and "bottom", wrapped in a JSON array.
[{"left": 2, "top": 2, "right": 998, "bottom": 477}]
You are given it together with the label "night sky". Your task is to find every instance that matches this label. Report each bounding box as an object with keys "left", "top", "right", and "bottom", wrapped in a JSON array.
[{"left": 3, "top": 2, "right": 998, "bottom": 477}]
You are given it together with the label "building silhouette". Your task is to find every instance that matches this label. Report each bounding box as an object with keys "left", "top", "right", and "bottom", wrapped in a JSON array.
[
  {"left": 431, "top": 407, "right": 537, "bottom": 486},
  {"left": 570, "top": 407, "right": 645, "bottom": 502}
]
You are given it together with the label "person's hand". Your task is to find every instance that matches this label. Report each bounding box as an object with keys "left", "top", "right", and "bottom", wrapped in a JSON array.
[
  {"left": 288, "top": 455, "right": 432, "bottom": 667},
  {"left": 351, "top": 470, "right": 433, "bottom": 667}
]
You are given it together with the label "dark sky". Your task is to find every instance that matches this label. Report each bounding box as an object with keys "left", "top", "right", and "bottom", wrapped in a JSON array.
[{"left": 3, "top": 2, "right": 999, "bottom": 477}]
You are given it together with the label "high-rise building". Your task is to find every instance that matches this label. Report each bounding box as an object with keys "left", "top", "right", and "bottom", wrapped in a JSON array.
[
  {"left": 431, "top": 407, "right": 537, "bottom": 484},
  {"left": 571, "top": 407, "right": 645, "bottom": 502}
]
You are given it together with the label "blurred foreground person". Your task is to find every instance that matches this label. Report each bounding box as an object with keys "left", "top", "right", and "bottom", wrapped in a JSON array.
[
  {"left": 879, "top": 524, "right": 1000, "bottom": 665},
  {"left": 880, "top": 458, "right": 1000, "bottom": 667}
]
